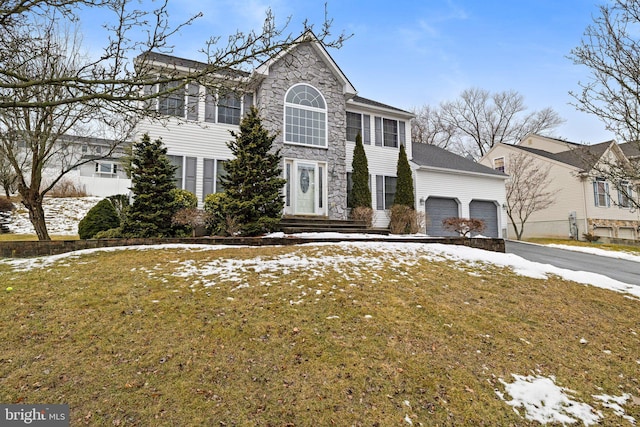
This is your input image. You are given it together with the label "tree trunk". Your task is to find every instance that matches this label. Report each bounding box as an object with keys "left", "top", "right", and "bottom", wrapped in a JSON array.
[
  {"left": 511, "top": 222, "right": 524, "bottom": 241},
  {"left": 19, "top": 186, "right": 50, "bottom": 241}
]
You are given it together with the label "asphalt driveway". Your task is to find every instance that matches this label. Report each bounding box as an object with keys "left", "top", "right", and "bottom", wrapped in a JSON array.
[{"left": 505, "top": 240, "right": 640, "bottom": 286}]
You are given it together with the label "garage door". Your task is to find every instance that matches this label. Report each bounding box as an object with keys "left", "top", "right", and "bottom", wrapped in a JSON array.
[
  {"left": 618, "top": 227, "right": 636, "bottom": 240},
  {"left": 593, "top": 227, "right": 612, "bottom": 238},
  {"left": 425, "top": 197, "right": 459, "bottom": 236},
  {"left": 469, "top": 200, "right": 499, "bottom": 238}
]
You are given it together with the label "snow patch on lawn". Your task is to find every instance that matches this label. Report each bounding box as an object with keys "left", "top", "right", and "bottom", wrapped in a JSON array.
[
  {"left": 496, "top": 375, "right": 636, "bottom": 426},
  {"left": 3, "top": 240, "right": 639, "bottom": 299},
  {"left": 496, "top": 375, "right": 602, "bottom": 425}
]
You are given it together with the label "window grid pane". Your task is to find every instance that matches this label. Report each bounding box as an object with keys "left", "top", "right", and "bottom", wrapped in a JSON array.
[
  {"left": 217, "top": 93, "right": 242, "bottom": 125},
  {"left": 158, "top": 81, "right": 185, "bottom": 117},
  {"left": 346, "top": 112, "right": 362, "bottom": 142},
  {"left": 384, "top": 176, "right": 397, "bottom": 209},
  {"left": 383, "top": 119, "right": 398, "bottom": 147},
  {"left": 285, "top": 106, "right": 326, "bottom": 147}
]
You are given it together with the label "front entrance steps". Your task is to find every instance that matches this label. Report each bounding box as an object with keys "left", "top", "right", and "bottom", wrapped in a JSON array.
[{"left": 279, "top": 216, "right": 389, "bottom": 235}]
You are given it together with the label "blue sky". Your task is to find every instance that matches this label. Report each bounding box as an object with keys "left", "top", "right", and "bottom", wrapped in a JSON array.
[{"left": 81, "top": 0, "right": 611, "bottom": 143}]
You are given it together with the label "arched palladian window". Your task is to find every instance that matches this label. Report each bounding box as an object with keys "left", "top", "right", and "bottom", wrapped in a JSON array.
[{"left": 284, "top": 84, "right": 327, "bottom": 147}]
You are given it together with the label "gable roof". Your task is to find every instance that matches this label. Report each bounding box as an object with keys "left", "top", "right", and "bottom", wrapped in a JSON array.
[
  {"left": 619, "top": 142, "right": 640, "bottom": 159},
  {"left": 348, "top": 95, "right": 414, "bottom": 117},
  {"left": 411, "top": 143, "right": 507, "bottom": 178},
  {"left": 255, "top": 31, "right": 357, "bottom": 97},
  {"left": 510, "top": 141, "right": 614, "bottom": 171}
]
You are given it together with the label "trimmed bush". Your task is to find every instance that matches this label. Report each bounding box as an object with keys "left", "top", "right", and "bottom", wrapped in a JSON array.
[
  {"left": 78, "top": 199, "right": 121, "bottom": 239},
  {"left": 351, "top": 206, "right": 374, "bottom": 228},
  {"left": 389, "top": 204, "right": 422, "bottom": 234},
  {"left": 171, "top": 188, "right": 198, "bottom": 210},
  {"left": 172, "top": 208, "right": 210, "bottom": 237},
  {"left": 442, "top": 217, "right": 486, "bottom": 237},
  {"left": 93, "top": 227, "right": 124, "bottom": 239},
  {"left": 204, "top": 192, "right": 235, "bottom": 236}
]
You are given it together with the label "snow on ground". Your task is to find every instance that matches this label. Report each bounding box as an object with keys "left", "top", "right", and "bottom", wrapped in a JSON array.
[
  {"left": 8, "top": 197, "right": 100, "bottom": 235},
  {"left": 495, "top": 375, "right": 635, "bottom": 426},
  {"left": 548, "top": 243, "right": 640, "bottom": 263},
  {"left": 2, "top": 239, "right": 639, "bottom": 425}
]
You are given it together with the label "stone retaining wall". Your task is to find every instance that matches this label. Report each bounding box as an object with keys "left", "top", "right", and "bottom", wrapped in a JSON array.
[{"left": 0, "top": 236, "right": 505, "bottom": 258}]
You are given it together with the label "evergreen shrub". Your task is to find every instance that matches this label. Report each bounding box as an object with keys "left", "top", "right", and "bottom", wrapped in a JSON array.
[{"left": 78, "top": 198, "right": 121, "bottom": 239}]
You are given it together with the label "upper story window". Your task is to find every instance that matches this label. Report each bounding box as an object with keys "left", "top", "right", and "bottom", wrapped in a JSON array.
[
  {"left": 158, "top": 81, "right": 185, "bottom": 117},
  {"left": 95, "top": 162, "right": 117, "bottom": 176},
  {"left": 593, "top": 177, "right": 610, "bottom": 207},
  {"left": 346, "top": 112, "right": 371, "bottom": 144},
  {"left": 205, "top": 90, "right": 252, "bottom": 125},
  {"left": 374, "top": 117, "right": 405, "bottom": 148},
  {"left": 284, "top": 84, "right": 327, "bottom": 147},
  {"left": 493, "top": 157, "right": 505, "bottom": 172},
  {"left": 618, "top": 180, "right": 633, "bottom": 208},
  {"left": 217, "top": 92, "right": 242, "bottom": 125}
]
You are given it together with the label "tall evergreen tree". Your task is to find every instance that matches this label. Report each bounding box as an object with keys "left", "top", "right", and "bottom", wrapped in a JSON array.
[
  {"left": 394, "top": 144, "right": 415, "bottom": 208},
  {"left": 349, "top": 132, "right": 371, "bottom": 208},
  {"left": 220, "top": 106, "right": 286, "bottom": 236},
  {"left": 122, "top": 134, "right": 178, "bottom": 237}
]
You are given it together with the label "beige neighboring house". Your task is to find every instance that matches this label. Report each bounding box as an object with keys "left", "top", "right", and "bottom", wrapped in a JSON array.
[{"left": 479, "top": 134, "right": 640, "bottom": 241}]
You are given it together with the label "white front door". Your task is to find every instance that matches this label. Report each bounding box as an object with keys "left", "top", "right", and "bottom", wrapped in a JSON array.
[{"left": 285, "top": 160, "right": 327, "bottom": 216}]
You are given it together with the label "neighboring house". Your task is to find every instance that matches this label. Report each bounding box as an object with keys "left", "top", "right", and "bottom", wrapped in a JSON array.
[
  {"left": 14, "top": 134, "right": 131, "bottom": 198},
  {"left": 411, "top": 143, "right": 508, "bottom": 237},
  {"left": 63, "top": 135, "right": 131, "bottom": 197},
  {"left": 479, "top": 134, "right": 640, "bottom": 241}
]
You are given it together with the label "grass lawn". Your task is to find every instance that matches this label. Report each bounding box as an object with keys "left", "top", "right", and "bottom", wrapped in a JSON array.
[{"left": 0, "top": 243, "right": 638, "bottom": 425}]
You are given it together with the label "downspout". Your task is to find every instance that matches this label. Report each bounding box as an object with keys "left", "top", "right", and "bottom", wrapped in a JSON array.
[{"left": 580, "top": 174, "right": 589, "bottom": 239}]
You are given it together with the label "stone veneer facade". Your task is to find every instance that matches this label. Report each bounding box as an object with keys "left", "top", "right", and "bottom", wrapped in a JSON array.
[
  {"left": 588, "top": 218, "right": 639, "bottom": 240},
  {"left": 255, "top": 43, "right": 348, "bottom": 220}
]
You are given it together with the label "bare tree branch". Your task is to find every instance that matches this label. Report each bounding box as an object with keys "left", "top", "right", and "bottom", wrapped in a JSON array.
[
  {"left": 414, "top": 88, "right": 564, "bottom": 159},
  {"left": 0, "top": 1, "right": 349, "bottom": 240},
  {"left": 505, "top": 151, "right": 557, "bottom": 240}
]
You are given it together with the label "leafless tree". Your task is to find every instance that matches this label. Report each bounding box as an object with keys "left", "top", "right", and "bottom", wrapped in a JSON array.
[
  {"left": 410, "top": 105, "right": 457, "bottom": 148},
  {"left": 568, "top": 0, "right": 640, "bottom": 203},
  {"left": 505, "top": 151, "right": 557, "bottom": 240},
  {"left": 0, "top": 1, "right": 347, "bottom": 240},
  {"left": 0, "top": 151, "right": 19, "bottom": 198},
  {"left": 569, "top": 0, "right": 640, "bottom": 143},
  {"left": 417, "top": 88, "right": 564, "bottom": 159}
]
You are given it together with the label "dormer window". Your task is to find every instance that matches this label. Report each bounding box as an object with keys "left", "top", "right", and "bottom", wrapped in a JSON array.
[{"left": 284, "top": 84, "right": 327, "bottom": 147}]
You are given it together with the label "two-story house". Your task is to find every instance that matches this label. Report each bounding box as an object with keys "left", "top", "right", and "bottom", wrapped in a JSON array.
[
  {"left": 480, "top": 134, "right": 640, "bottom": 241},
  {"left": 135, "top": 33, "right": 415, "bottom": 228},
  {"left": 135, "top": 32, "right": 507, "bottom": 234}
]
